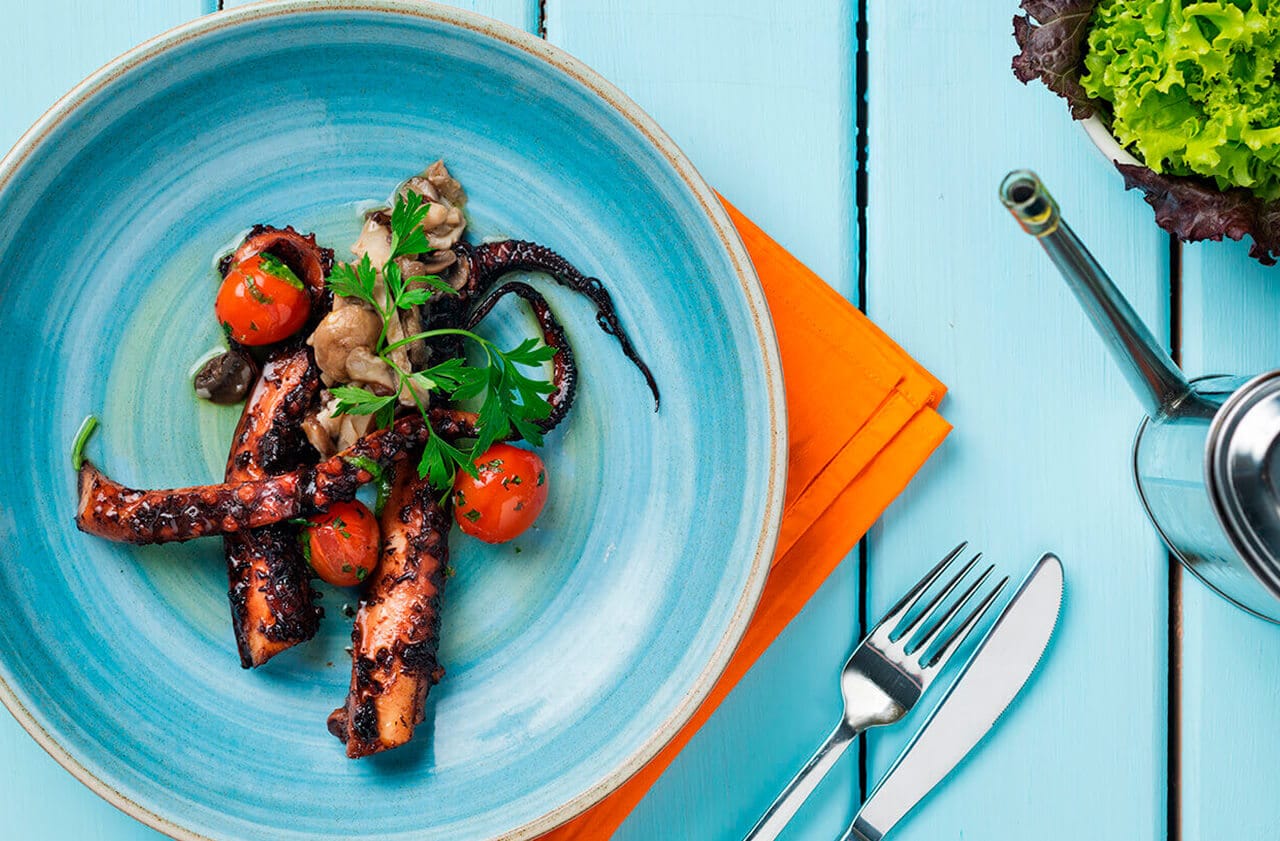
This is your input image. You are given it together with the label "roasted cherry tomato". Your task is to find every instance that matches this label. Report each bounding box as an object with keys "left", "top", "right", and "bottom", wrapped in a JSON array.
[
  {"left": 215, "top": 253, "right": 311, "bottom": 345},
  {"left": 452, "top": 444, "right": 548, "bottom": 543},
  {"left": 303, "top": 500, "right": 381, "bottom": 587}
]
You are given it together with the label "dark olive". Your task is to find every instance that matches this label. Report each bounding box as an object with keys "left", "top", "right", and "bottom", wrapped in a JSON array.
[{"left": 194, "top": 351, "right": 255, "bottom": 404}]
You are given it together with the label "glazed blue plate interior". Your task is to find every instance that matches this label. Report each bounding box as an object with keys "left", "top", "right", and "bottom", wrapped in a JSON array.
[{"left": 0, "top": 3, "right": 783, "bottom": 839}]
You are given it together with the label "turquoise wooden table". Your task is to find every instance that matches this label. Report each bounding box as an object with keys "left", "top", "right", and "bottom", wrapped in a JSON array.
[{"left": 3, "top": 1, "right": 1276, "bottom": 838}]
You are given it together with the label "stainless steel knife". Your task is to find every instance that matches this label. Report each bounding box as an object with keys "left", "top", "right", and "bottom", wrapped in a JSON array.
[{"left": 840, "top": 553, "right": 1064, "bottom": 841}]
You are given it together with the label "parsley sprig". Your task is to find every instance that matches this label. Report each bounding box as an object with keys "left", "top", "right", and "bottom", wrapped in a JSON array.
[
  {"left": 374, "top": 326, "right": 554, "bottom": 489},
  {"left": 325, "top": 191, "right": 557, "bottom": 491},
  {"left": 328, "top": 192, "right": 458, "bottom": 349}
]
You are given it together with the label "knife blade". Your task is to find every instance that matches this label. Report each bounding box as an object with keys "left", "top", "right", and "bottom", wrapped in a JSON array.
[{"left": 843, "top": 553, "right": 1064, "bottom": 841}]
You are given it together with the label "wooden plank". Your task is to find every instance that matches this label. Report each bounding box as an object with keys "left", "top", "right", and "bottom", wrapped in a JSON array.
[
  {"left": 0, "top": 0, "right": 213, "bottom": 154},
  {"left": 0, "top": 1, "right": 210, "bottom": 834},
  {"left": 1179, "top": 242, "right": 1280, "bottom": 840},
  {"left": 545, "top": 2, "right": 859, "bottom": 838},
  {"left": 222, "top": 0, "right": 538, "bottom": 26},
  {"left": 865, "top": 3, "right": 1169, "bottom": 839}
]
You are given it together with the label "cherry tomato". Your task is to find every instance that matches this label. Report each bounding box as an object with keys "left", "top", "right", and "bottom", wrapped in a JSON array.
[
  {"left": 215, "top": 253, "right": 311, "bottom": 346},
  {"left": 303, "top": 501, "right": 381, "bottom": 587},
  {"left": 452, "top": 444, "right": 548, "bottom": 543}
]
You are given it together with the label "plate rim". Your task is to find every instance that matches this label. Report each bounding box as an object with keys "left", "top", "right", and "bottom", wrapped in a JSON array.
[{"left": 0, "top": 2, "right": 788, "bottom": 838}]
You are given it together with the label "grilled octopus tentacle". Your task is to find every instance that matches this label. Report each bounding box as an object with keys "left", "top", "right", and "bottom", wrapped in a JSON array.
[
  {"left": 466, "top": 281, "right": 577, "bottom": 435},
  {"left": 458, "top": 240, "right": 660, "bottom": 409},
  {"left": 74, "top": 412, "right": 475, "bottom": 544},
  {"left": 219, "top": 225, "right": 334, "bottom": 292},
  {"left": 327, "top": 465, "right": 448, "bottom": 757},
  {"left": 224, "top": 345, "right": 324, "bottom": 668}
]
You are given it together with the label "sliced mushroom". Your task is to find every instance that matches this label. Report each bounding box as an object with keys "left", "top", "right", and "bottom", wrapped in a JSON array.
[
  {"left": 337, "top": 412, "right": 376, "bottom": 452},
  {"left": 398, "top": 303, "right": 429, "bottom": 370},
  {"left": 304, "top": 392, "right": 378, "bottom": 456},
  {"left": 352, "top": 215, "right": 393, "bottom": 266},
  {"left": 307, "top": 306, "right": 382, "bottom": 385},
  {"left": 303, "top": 414, "right": 337, "bottom": 458},
  {"left": 402, "top": 161, "right": 467, "bottom": 251},
  {"left": 346, "top": 347, "right": 397, "bottom": 394},
  {"left": 425, "top": 159, "right": 467, "bottom": 208}
]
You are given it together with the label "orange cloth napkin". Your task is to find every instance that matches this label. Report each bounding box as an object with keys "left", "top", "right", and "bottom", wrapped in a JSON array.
[{"left": 539, "top": 200, "right": 951, "bottom": 840}]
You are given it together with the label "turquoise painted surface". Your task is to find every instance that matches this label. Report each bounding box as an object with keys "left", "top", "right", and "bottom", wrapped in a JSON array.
[
  {"left": 865, "top": 3, "right": 1169, "bottom": 841},
  {"left": 1180, "top": 244, "right": 1280, "bottom": 841},
  {"left": 7, "top": 1, "right": 1279, "bottom": 840}
]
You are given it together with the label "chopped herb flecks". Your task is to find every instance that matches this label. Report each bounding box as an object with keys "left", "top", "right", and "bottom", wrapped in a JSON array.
[{"left": 243, "top": 275, "right": 272, "bottom": 305}]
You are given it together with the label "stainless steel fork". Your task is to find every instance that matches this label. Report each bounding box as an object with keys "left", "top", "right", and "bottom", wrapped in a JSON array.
[{"left": 743, "top": 543, "right": 1007, "bottom": 841}]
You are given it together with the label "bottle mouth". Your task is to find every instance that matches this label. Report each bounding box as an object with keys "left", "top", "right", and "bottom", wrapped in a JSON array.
[{"left": 1000, "top": 170, "right": 1060, "bottom": 236}]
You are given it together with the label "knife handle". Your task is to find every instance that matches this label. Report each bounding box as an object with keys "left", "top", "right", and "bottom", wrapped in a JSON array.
[{"left": 743, "top": 720, "right": 859, "bottom": 841}]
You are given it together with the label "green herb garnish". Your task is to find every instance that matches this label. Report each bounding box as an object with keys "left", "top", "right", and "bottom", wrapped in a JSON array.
[
  {"left": 257, "top": 253, "right": 305, "bottom": 290},
  {"left": 71, "top": 414, "right": 99, "bottom": 470},
  {"left": 243, "top": 275, "right": 272, "bottom": 305},
  {"left": 343, "top": 455, "right": 393, "bottom": 514},
  {"left": 389, "top": 190, "right": 433, "bottom": 257},
  {"left": 324, "top": 193, "right": 557, "bottom": 492}
]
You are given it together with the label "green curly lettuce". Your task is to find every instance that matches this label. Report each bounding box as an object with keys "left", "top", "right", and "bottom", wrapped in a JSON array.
[{"left": 1081, "top": 0, "right": 1280, "bottom": 199}]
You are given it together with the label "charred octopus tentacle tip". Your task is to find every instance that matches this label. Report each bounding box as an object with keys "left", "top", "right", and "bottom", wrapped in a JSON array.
[
  {"left": 466, "top": 281, "right": 578, "bottom": 435},
  {"left": 221, "top": 225, "right": 335, "bottom": 289},
  {"left": 459, "top": 240, "right": 661, "bottom": 410},
  {"left": 334, "top": 468, "right": 448, "bottom": 758}
]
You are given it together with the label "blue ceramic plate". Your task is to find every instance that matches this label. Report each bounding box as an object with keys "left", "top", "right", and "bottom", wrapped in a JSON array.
[{"left": 0, "top": 2, "right": 784, "bottom": 838}]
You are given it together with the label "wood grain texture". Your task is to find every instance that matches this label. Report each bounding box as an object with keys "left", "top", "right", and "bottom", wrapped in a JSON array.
[
  {"left": 865, "top": 2, "right": 1168, "bottom": 839},
  {"left": 0, "top": 0, "right": 211, "bottom": 153},
  {"left": 1179, "top": 242, "right": 1280, "bottom": 841},
  {"left": 544, "top": 2, "right": 859, "bottom": 838}
]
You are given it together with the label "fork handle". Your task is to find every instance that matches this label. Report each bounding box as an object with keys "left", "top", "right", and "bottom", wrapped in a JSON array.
[{"left": 744, "top": 720, "right": 859, "bottom": 841}]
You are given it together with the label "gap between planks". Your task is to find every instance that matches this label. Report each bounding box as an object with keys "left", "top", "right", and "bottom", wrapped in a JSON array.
[
  {"left": 854, "top": 0, "right": 870, "bottom": 811},
  {"left": 1168, "top": 233, "right": 1183, "bottom": 841}
]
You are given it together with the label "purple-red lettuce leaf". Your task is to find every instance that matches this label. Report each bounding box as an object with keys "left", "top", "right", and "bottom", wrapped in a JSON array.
[
  {"left": 1012, "top": 0, "right": 1101, "bottom": 119},
  {"left": 1118, "top": 164, "right": 1280, "bottom": 266}
]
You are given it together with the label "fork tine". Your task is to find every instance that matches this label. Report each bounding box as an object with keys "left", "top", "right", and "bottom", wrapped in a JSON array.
[
  {"left": 873, "top": 542, "right": 968, "bottom": 637},
  {"left": 892, "top": 553, "right": 981, "bottom": 643},
  {"left": 908, "top": 563, "right": 994, "bottom": 655},
  {"left": 923, "top": 574, "right": 1010, "bottom": 670}
]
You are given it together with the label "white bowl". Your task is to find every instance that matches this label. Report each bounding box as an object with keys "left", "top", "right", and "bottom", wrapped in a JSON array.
[{"left": 1081, "top": 114, "right": 1143, "bottom": 167}]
